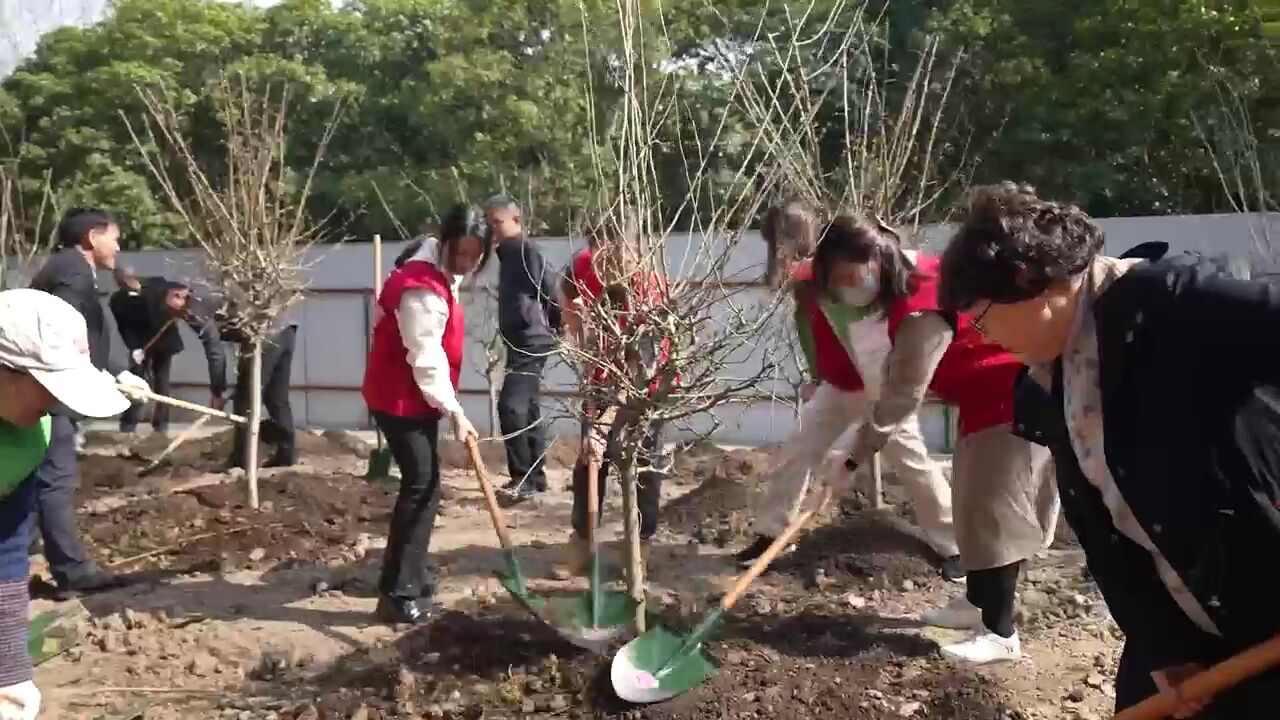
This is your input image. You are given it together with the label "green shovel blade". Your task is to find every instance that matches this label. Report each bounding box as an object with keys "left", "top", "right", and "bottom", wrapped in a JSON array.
[
  {"left": 498, "top": 551, "right": 545, "bottom": 615},
  {"left": 611, "top": 625, "right": 717, "bottom": 704},
  {"left": 539, "top": 590, "right": 634, "bottom": 652},
  {"left": 365, "top": 448, "right": 393, "bottom": 481}
]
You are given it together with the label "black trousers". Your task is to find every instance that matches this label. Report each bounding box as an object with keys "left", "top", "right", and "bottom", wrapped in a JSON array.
[
  {"left": 498, "top": 352, "right": 548, "bottom": 490},
  {"left": 232, "top": 327, "right": 297, "bottom": 463},
  {"left": 120, "top": 352, "right": 174, "bottom": 432},
  {"left": 571, "top": 418, "right": 666, "bottom": 541},
  {"left": 30, "top": 415, "right": 96, "bottom": 586},
  {"left": 966, "top": 559, "right": 1021, "bottom": 638},
  {"left": 374, "top": 411, "right": 442, "bottom": 600}
]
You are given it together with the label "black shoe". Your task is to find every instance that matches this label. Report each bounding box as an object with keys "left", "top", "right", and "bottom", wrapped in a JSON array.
[
  {"left": 735, "top": 535, "right": 792, "bottom": 569},
  {"left": 263, "top": 454, "right": 297, "bottom": 469},
  {"left": 940, "top": 554, "right": 966, "bottom": 582},
  {"left": 499, "top": 482, "right": 544, "bottom": 507},
  {"left": 375, "top": 596, "right": 434, "bottom": 625},
  {"left": 56, "top": 570, "right": 141, "bottom": 599}
]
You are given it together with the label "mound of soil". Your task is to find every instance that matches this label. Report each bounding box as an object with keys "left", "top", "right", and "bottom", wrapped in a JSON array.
[
  {"left": 661, "top": 447, "right": 773, "bottom": 546},
  {"left": 276, "top": 587, "right": 1011, "bottom": 720},
  {"left": 80, "top": 472, "right": 394, "bottom": 574}
]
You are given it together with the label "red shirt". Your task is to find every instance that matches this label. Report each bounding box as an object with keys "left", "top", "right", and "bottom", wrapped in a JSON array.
[
  {"left": 790, "top": 260, "right": 865, "bottom": 392},
  {"left": 568, "top": 248, "right": 671, "bottom": 392},
  {"left": 886, "top": 254, "right": 1022, "bottom": 436},
  {"left": 363, "top": 261, "right": 464, "bottom": 418}
]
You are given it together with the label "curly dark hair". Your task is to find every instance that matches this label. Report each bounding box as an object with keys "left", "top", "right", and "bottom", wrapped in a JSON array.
[{"left": 939, "top": 183, "right": 1104, "bottom": 312}]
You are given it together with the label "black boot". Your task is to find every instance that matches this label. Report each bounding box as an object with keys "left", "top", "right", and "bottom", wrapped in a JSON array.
[
  {"left": 940, "top": 554, "right": 966, "bottom": 582},
  {"left": 375, "top": 596, "right": 434, "bottom": 625}
]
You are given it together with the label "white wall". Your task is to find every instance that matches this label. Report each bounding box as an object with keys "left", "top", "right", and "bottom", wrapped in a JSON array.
[{"left": 15, "top": 211, "right": 1276, "bottom": 449}]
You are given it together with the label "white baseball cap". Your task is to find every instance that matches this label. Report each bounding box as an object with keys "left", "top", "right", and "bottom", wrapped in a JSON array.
[{"left": 0, "top": 289, "right": 130, "bottom": 418}]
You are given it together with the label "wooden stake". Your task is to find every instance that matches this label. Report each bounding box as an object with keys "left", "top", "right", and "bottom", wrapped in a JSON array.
[{"left": 245, "top": 339, "right": 263, "bottom": 509}]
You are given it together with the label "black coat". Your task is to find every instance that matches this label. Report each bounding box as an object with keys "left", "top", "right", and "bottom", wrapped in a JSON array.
[
  {"left": 496, "top": 237, "right": 562, "bottom": 353},
  {"left": 1014, "top": 249, "right": 1280, "bottom": 711},
  {"left": 30, "top": 247, "right": 125, "bottom": 375},
  {"left": 108, "top": 277, "right": 184, "bottom": 357}
]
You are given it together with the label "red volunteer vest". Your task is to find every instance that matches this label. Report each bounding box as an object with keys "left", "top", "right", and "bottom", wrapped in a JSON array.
[
  {"left": 363, "top": 260, "right": 464, "bottom": 418},
  {"left": 570, "top": 248, "right": 672, "bottom": 392},
  {"left": 886, "top": 254, "right": 1021, "bottom": 436},
  {"left": 790, "top": 260, "right": 865, "bottom": 392}
]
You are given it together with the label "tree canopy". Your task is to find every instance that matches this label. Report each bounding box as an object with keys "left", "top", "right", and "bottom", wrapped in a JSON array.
[{"left": 0, "top": 0, "right": 1276, "bottom": 248}]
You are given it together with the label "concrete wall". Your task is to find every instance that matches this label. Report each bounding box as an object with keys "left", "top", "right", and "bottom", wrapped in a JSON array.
[{"left": 14, "top": 211, "right": 1276, "bottom": 449}]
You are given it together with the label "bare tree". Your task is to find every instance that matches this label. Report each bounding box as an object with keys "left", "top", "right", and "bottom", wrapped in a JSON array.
[
  {"left": 1194, "top": 80, "right": 1279, "bottom": 278},
  {"left": 0, "top": 125, "right": 59, "bottom": 290},
  {"left": 124, "top": 74, "right": 344, "bottom": 508}
]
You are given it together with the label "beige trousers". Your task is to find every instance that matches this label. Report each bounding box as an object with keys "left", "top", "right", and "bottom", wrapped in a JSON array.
[{"left": 755, "top": 383, "right": 958, "bottom": 556}]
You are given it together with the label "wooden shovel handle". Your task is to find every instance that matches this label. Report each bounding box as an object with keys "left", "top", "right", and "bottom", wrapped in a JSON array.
[
  {"left": 121, "top": 387, "right": 247, "bottom": 425},
  {"left": 1114, "top": 634, "right": 1280, "bottom": 720},
  {"left": 466, "top": 437, "right": 514, "bottom": 551},
  {"left": 147, "top": 414, "right": 213, "bottom": 466},
  {"left": 586, "top": 457, "right": 600, "bottom": 546},
  {"left": 140, "top": 318, "right": 177, "bottom": 355},
  {"left": 721, "top": 487, "right": 832, "bottom": 610}
]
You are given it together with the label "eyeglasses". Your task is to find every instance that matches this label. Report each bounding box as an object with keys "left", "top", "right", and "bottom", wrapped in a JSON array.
[{"left": 969, "top": 302, "right": 993, "bottom": 335}]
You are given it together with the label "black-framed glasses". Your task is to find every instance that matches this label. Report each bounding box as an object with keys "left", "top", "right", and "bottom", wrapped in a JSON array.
[{"left": 969, "top": 302, "right": 993, "bottom": 334}]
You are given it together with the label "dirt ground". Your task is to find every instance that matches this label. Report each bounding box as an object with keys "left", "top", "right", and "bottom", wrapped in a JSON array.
[{"left": 33, "top": 427, "right": 1120, "bottom": 720}]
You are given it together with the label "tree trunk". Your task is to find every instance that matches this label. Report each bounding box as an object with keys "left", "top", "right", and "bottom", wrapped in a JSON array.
[
  {"left": 244, "top": 338, "right": 263, "bottom": 509},
  {"left": 487, "top": 363, "right": 501, "bottom": 436},
  {"left": 619, "top": 435, "right": 646, "bottom": 632}
]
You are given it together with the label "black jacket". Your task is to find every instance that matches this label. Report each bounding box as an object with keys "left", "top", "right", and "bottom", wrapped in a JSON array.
[
  {"left": 1014, "top": 250, "right": 1280, "bottom": 708},
  {"left": 109, "top": 277, "right": 184, "bottom": 357},
  {"left": 496, "top": 238, "right": 562, "bottom": 352},
  {"left": 30, "top": 248, "right": 126, "bottom": 376}
]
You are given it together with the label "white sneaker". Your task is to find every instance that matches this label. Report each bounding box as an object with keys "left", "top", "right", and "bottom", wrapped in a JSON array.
[
  {"left": 920, "top": 595, "right": 982, "bottom": 630},
  {"left": 940, "top": 631, "right": 1021, "bottom": 665}
]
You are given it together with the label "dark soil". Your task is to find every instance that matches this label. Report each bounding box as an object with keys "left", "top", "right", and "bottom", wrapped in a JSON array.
[
  {"left": 79, "top": 472, "right": 394, "bottom": 574},
  {"left": 660, "top": 448, "right": 772, "bottom": 546},
  {"left": 266, "top": 502, "right": 1011, "bottom": 720}
]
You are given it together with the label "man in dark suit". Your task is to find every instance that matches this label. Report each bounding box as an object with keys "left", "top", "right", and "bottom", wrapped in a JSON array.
[
  {"left": 182, "top": 295, "right": 297, "bottom": 469},
  {"left": 488, "top": 195, "right": 561, "bottom": 502},
  {"left": 111, "top": 271, "right": 230, "bottom": 434},
  {"left": 28, "top": 208, "right": 150, "bottom": 597}
]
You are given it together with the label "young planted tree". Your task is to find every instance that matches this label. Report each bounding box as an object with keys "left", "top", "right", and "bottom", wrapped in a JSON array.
[{"left": 124, "top": 74, "right": 343, "bottom": 508}]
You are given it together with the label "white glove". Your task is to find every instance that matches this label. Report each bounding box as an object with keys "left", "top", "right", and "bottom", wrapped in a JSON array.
[
  {"left": 115, "top": 370, "right": 152, "bottom": 397},
  {"left": 130, "top": 348, "right": 146, "bottom": 365},
  {"left": 0, "top": 680, "right": 41, "bottom": 720},
  {"left": 449, "top": 410, "right": 478, "bottom": 443}
]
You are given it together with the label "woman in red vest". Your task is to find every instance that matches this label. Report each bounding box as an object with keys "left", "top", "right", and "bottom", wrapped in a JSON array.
[
  {"left": 363, "top": 204, "right": 492, "bottom": 625},
  {"left": 812, "top": 215, "right": 1059, "bottom": 665},
  {"left": 552, "top": 216, "right": 669, "bottom": 579}
]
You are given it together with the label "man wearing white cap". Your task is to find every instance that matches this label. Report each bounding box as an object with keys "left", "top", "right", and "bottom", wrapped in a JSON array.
[{"left": 0, "top": 288, "right": 131, "bottom": 720}]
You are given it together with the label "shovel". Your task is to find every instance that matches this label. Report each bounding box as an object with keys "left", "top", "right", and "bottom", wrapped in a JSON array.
[
  {"left": 465, "top": 437, "right": 542, "bottom": 616},
  {"left": 611, "top": 487, "right": 832, "bottom": 703},
  {"left": 537, "top": 456, "right": 634, "bottom": 653},
  {"left": 1114, "top": 632, "right": 1280, "bottom": 720},
  {"left": 138, "top": 415, "right": 213, "bottom": 477}
]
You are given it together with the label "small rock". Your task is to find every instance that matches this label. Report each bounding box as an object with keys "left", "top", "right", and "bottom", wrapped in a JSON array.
[
  {"left": 122, "top": 608, "right": 146, "bottom": 630},
  {"left": 394, "top": 666, "right": 416, "bottom": 703},
  {"left": 530, "top": 539, "right": 549, "bottom": 550},
  {"left": 521, "top": 699, "right": 536, "bottom": 714},
  {"left": 901, "top": 579, "right": 916, "bottom": 592},
  {"left": 846, "top": 593, "right": 868, "bottom": 610},
  {"left": 1085, "top": 672, "right": 1106, "bottom": 689},
  {"left": 426, "top": 704, "right": 445, "bottom": 719},
  {"left": 1066, "top": 687, "right": 1086, "bottom": 703},
  {"left": 899, "top": 701, "right": 923, "bottom": 717},
  {"left": 742, "top": 692, "right": 757, "bottom": 703},
  {"left": 294, "top": 705, "right": 319, "bottom": 720},
  {"left": 187, "top": 652, "right": 218, "bottom": 677},
  {"left": 96, "top": 631, "right": 122, "bottom": 653},
  {"left": 98, "top": 612, "right": 127, "bottom": 633},
  {"left": 526, "top": 677, "right": 545, "bottom": 693},
  {"left": 248, "top": 547, "right": 267, "bottom": 562},
  {"left": 725, "top": 650, "right": 748, "bottom": 665},
  {"left": 866, "top": 689, "right": 885, "bottom": 700},
  {"left": 312, "top": 580, "right": 331, "bottom": 596}
]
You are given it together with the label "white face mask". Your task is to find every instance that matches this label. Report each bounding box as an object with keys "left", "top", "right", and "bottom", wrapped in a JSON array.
[{"left": 837, "top": 270, "right": 879, "bottom": 307}]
